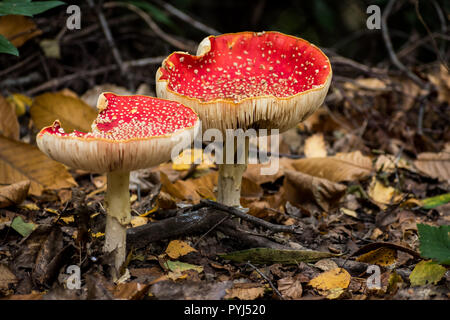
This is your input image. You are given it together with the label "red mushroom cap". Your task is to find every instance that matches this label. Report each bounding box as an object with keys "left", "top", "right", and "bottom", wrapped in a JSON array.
[
  {"left": 37, "top": 93, "right": 200, "bottom": 172},
  {"left": 156, "top": 31, "right": 332, "bottom": 133}
]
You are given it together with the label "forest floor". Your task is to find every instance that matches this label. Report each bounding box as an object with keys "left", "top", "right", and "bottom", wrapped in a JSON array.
[{"left": 0, "top": 3, "right": 449, "bottom": 300}]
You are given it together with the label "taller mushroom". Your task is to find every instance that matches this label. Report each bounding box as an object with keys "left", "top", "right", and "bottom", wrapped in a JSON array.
[
  {"left": 37, "top": 93, "right": 200, "bottom": 274},
  {"left": 156, "top": 31, "right": 332, "bottom": 207}
]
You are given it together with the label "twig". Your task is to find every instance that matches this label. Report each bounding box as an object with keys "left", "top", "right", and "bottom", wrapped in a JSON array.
[
  {"left": 0, "top": 52, "right": 39, "bottom": 78},
  {"left": 246, "top": 262, "right": 284, "bottom": 300},
  {"left": 87, "top": 0, "right": 127, "bottom": 76},
  {"left": 414, "top": 0, "right": 448, "bottom": 71},
  {"left": 152, "top": 0, "right": 220, "bottom": 35},
  {"left": 381, "top": 0, "right": 427, "bottom": 87},
  {"left": 25, "top": 56, "right": 165, "bottom": 95},
  {"left": 103, "top": 1, "right": 194, "bottom": 52},
  {"left": 201, "top": 200, "right": 299, "bottom": 234},
  {"left": 193, "top": 216, "right": 229, "bottom": 248}
]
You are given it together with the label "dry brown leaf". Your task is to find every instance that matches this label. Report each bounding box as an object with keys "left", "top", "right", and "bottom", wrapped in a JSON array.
[
  {"left": 165, "top": 240, "right": 197, "bottom": 259},
  {"left": 277, "top": 276, "right": 303, "bottom": 300},
  {"left": 0, "top": 180, "right": 30, "bottom": 208},
  {"left": 0, "top": 135, "right": 77, "bottom": 195},
  {"left": 289, "top": 151, "right": 372, "bottom": 182},
  {"left": 414, "top": 151, "right": 450, "bottom": 181},
  {"left": 225, "top": 283, "right": 265, "bottom": 300},
  {"left": 30, "top": 93, "right": 97, "bottom": 133},
  {"left": 308, "top": 268, "right": 351, "bottom": 293},
  {"left": 160, "top": 171, "right": 217, "bottom": 203},
  {"left": 0, "top": 95, "right": 19, "bottom": 140},
  {"left": 113, "top": 282, "right": 149, "bottom": 300},
  {"left": 374, "top": 154, "right": 412, "bottom": 172},
  {"left": 304, "top": 133, "right": 327, "bottom": 158},
  {"left": 356, "top": 247, "right": 397, "bottom": 267},
  {"left": 0, "top": 264, "right": 17, "bottom": 293},
  {"left": 0, "top": 15, "right": 42, "bottom": 47},
  {"left": 283, "top": 170, "right": 347, "bottom": 211}
]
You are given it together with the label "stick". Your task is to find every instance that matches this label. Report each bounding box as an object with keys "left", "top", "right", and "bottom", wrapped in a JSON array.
[
  {"left": 381, "top": 0, "right": 427, "bottom": 87},
  {"left": 26, "top": 56, "right": 165, "bottom": 95},
  {"left": 152, "top": 0, "right": 220, "bottom": 35},
  {"left": 201, "top": 200, "right": 299, "bottom": 234},
  {"left": 103, "top": 1, "right": 194, "bottom": 52},
  {"left": 246, "top": 261, "right": 284, "bottom": 300}
]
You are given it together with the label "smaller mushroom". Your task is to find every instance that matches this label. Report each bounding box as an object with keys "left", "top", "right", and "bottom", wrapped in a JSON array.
[{"left": 37, "top": 93, "right": 200, "bottom": 275}]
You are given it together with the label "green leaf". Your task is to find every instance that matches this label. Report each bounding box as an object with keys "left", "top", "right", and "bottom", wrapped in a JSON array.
[
  {"left": 421, "top": 193, "right": 450, "bottom": 209},
  {"left": 219, "top": 248, "right": 339, "bottom": 265},
  {"left": 0, "top": 34, "right": 18, "bottom": 55},
  {"left": 0, "top": 1, "right": 65, "bottom": 17},
  {"left": 163, "top": 260, "right": 203, "bottom": 273},
  {"left": 417, "top": 224, "right": 450, "bottom": 265},
  {"left": 11, "top": 216, "right": 36, "bottom": 237},
  {"left": 409, "top": 260, "right": 446, "bottom": 286}
]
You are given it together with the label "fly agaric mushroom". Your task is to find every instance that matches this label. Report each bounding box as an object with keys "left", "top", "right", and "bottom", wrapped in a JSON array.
[
  {"left": 156, "top": 31, "right": 332, "bottom": 207},
  {"left": 37, "top": 93, "right": 200, "bottom": 273}
]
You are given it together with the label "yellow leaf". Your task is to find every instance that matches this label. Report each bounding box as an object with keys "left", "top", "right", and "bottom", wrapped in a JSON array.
[
  {"left": 130, "top": 216, "right": 148, "bottom": 228},
  {"left": 7, "top": 94, "right": 32, "bottom": 117},
  {"left": 308, "top": 268, "right": 351, "bottom": 293},
  {"left": 172, "top": 148, "right": 215, "bottom": 171},
  {"left": 30, "top": 93, "right": 97, "bottom": 133},
  {"left": 20, "top": 203, "right": 39, "bottom": 211},
  {"left": 409, "top": 260, "right": 446, "bottom": 286},
  {"left": 92, "top": 232, "right": 105, "bottom": 238},
  {"left": 139, "top": 205, "right": 158, "bottom": 217},
  {"left": 0, "top": 135, "right": 77, "bottom": 196},
  {"left": 367, "top": 177, "right": 403, "bottom": 209},
  {"left": 0, "top": 15, "right": 41, "bottom": 47},
  {"left": 165, "top": 240, "right": 197, "bottom": 259},
  {"left": 356, "top": 247, "right": 397, "bottom": 267},
  {"left": 304, "top": 133, "right": 327, "bottom": 158},
  {"left": 0, "top": 95, "right": 19, "bottom": 140},
  {"left": 61, "top": 216, "right": 74, "bottom": 224}
]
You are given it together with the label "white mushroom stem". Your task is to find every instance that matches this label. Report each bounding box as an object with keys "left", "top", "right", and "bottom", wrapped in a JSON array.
[
  {"left": 104, "top": 171, "right": 131, "bottom": 274},
  {"left": 217, "top": 138, "right": 249, "bottom": 207}
]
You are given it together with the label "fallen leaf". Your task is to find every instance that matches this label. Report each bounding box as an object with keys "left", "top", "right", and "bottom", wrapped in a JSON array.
[
  {"left": 163, "top": 260, "right": 203, "bottom": 274},
  {"left": 308, "top": 268, "right": 351, "bottom": 293},
  {"left": 165, "top": 240, "right": 197, "bottom": 259},
  {"left": 6, "top": 93, "right": 32, "bottom": 117},
  {"left": 130, "top": 216, "right": 148, "bottom": 228},
  {"left": 30, "top": 93, "right": 97, "bottom": 133},
  {"left": 160, "top": 171, "right": 217, "bottom": 203},
  {"left": 428, "top": 64, "right": 450, "bottom": 104},
  {"left": 0, "top": 135, "right": 77, "bottom": 195},
  {"left": 414, "top": 150, "right": 450, "bottom": 181},
  {"left": 409, "top": 260, "right": 446, "bottom": 286},
  {"left": 0, "top": 15, "right": 41, "bottom": 47},
  {"left": 0, "top": 180, "right": 30, "bottom": 208},
  {"left": 283, "top": 170, "right": 346, "bottom": 211},
  {"left": 417, "top": 224, "right": 450, "bottom": 265},
  {"left": 0, "top": 264, "right": 17, "bottom": 294},
  {"left": 367, "top": 177, "right": 403, "bottom": 209},
  {"left": 356, "top": 247, "right": 397, "bottom": 267},
  {"left": 225, "top": 283, "right": 265, "bottom": 300},
  {"left": 314, "top": 259, "right": 339, "bottom": 272},
  {"left": 277, "top": 276, "right": 302, "bottom": 299},
  {"left": 0, "top": 95, "right": 19, "bottom": 140},
  {"left": 219, "top": 248, "right": 338, "bottom": 265},
  {"left": 374, "top": 154, "right": 412, "bottom": 172},
  {"left": 10, "top": 216, "right": 37, "bottom": 237},
  {"left": 172, "top": 148, "right": 215, "bottom": 171},
  {"left": 421, "top": 193, "right": 450, "bottom": 209},
  {"left": 113, "top": 282, "right": 149, "bottom": 300},
  {"left": 304, "top": 133, "right": 327, "bottom": 158},
  {"left": 289, "top": 151, "right": 372, "bottom": 182}
]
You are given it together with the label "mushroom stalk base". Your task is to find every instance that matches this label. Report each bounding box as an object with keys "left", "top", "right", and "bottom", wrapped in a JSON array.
[
  {"left": 217, "top": 163, "right": 247, "bottom": 207},
  {"left": 217, "top": 139, "right": 249, "bottom": 207},
  {"left": 104, "top": 171, "right": 131, "bottom": 274}
]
